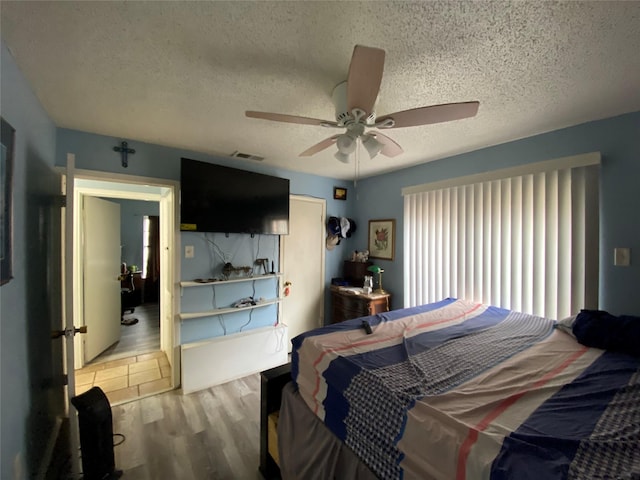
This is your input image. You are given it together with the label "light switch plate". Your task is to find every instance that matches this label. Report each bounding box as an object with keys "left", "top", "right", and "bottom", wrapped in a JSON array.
[
  {"left": 614, "top": 247, "right": 630, "bottom": 266},
  {"left": 185, "top": 245, "right": 195, "bottom": 258}
]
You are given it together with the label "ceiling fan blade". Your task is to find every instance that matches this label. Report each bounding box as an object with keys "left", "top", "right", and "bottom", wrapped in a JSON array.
[
  {"left": 371, "top": 131, "right": 404, "bottom": 158},
  {"left": 246, "top": 111, "right": 338, "bottom": 127},
  {"left": 299, "top": 135, "right": 340, "bottom": 157},
  {"left": 346, "top": 45, "right": 385, "bottom": 115},
  {"left": 376, "top": 101, "right": 480, "bottom": 129}
]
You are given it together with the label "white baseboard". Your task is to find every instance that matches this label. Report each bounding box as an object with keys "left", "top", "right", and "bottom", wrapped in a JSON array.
[{"left": 181, "top": 324, "right": 288, "bottom": 394}]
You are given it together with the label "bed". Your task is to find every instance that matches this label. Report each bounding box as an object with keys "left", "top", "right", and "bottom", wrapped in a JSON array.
[{"left": 277, "top": 298, "right": 640, "bottom": 480}]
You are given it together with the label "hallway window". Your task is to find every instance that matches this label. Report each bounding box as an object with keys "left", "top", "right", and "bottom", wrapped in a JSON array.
[
  {"left": 143, "top": 216, "right": 150, "bottom": 279},
  {"left": 142, "top": 215, "right": 160, "bottom": 303}
]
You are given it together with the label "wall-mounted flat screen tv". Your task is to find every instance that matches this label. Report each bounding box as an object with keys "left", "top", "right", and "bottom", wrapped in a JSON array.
[{"left": 180, "top": 158, "right": 290, "bottom": 235}]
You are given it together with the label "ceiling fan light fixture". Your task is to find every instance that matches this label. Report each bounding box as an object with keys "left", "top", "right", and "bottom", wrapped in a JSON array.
[
  {"left": 336, "top": 133, "right": 357, "bottom": 155},
  {"left": 362, "top": 134, "right": 383, "bottom": 159},
  {"left": 334, "top": 151, "right": 351, "bottom": 163},
  {"left": 246, "top": 45, "right": 480, "bottom": 170}
]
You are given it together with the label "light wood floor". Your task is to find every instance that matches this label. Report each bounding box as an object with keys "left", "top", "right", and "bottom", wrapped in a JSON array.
[
  {"left": 111, "top": 374, "right": 264, "bottom": 479},
  {"left": 94, "top": 302, "right": 160, "bottom": 364}
]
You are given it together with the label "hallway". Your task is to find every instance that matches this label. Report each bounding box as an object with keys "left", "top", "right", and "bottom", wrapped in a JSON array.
[
  {"left": 75, "top": 303, "right": 171, "bottom": 405},
  {"left": 95, "top": 302, "right": 160, "bottom": 363}
]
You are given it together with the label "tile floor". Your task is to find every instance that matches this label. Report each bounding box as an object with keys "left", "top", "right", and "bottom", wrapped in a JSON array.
[{"left": 75, "top": 350, "right": 172, "bottom": 405}]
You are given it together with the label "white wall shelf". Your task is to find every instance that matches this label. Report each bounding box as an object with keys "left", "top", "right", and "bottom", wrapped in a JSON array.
[
  {"left": 179, "top": 269, "right": 284, "bottom": 393},
  {"left": 178, "top": 297, "right": 283, "bottom": 322},
  {"left": 180, "top": 273, "right": 282, "bottom": 289}
]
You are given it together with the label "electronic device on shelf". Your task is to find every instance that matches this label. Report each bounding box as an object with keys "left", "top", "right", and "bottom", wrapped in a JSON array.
[
  {"left": 232, "top": 297, "right": 257, "bottom": 308},
  {"left": 180, "top": 157, "right": 290, "bottom": 235}
]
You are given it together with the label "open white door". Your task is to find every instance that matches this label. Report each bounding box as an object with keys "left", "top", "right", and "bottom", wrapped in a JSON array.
[
  {"left": 62, "top": 153, "right": 81, "bottom": 475},
  {"left": 280, "top": 196, "right": 326, "bottom": 349},
  {"left": 159, "top": 185, "right": 179, "bottom": 385},
  {"left": 83, "top": 196, "right": 122, "bottom": 362}
]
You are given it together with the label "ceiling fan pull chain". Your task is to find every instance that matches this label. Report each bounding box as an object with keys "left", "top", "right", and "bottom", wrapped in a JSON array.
[{"left": 354, "top": 143, "right": 360, "bottom": 186}]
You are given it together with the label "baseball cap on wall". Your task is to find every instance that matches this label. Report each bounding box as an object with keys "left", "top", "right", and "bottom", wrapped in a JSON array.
[{"left": 326, "top": 234, "right": 340, "bottom": 250}]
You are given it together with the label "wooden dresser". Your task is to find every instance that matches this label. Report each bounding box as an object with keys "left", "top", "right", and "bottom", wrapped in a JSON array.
[
  {"left": 330, "top": 285, "right": 391, "bottom": 324},
  {"left": 343, "top": 260, "right": 372, "bottom": 286}
]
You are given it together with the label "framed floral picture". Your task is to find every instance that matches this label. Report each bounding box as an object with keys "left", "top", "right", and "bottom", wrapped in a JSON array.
[{"left": 368, "top": 219, "right": 395, "bottom": 261}]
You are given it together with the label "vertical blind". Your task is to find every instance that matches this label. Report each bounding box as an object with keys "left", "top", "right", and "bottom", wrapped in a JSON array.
[{"left": 403, "top": 155, "right": 599, "bottom": 320}]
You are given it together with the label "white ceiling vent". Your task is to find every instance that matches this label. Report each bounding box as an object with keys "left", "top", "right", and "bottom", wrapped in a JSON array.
[{"left": 230, "top": 150, "right": 264, "bottom": 161}]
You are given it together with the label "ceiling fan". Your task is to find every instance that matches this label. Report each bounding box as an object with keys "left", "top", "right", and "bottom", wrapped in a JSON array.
[{"left": 246, "top": 45, "right": 479, "bottom": 163}]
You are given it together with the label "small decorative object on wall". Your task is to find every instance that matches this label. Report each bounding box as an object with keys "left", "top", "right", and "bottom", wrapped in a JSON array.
[
  {"left": 113, "top": 140, "right": 136, "bottom": 168},
  {"left": 1, "top": 117, "right": 15, "bottom": 285},
  {"left": 222, "top": 262, "right": 252, "bottom": 279},
  {"left": 333, "top": 187, "right": 347, "bottom": 200},
  {"left": 368, "top": 219, "right": 395, "bottom": 261}
]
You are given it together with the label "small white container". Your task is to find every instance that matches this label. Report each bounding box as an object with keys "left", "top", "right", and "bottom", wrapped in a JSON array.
[{"left": 363, "top": 275, "right": 373, "bottom": 294}]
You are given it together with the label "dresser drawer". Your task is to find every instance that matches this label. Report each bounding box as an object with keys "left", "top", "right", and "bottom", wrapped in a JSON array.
[
  {"left": 332, "top": 292, "right": 369, "bottom": 316},
  {"left": 330, "top": 288, "right": 391, "bottom": 324}
]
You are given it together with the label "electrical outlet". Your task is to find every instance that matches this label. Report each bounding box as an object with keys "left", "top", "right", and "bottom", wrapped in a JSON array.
[
  {"left": 185, "top": 245, "right": 195, "bottom": 258},
  {"left": 614, "top": 247, "right": 630, "bottom": 266}
]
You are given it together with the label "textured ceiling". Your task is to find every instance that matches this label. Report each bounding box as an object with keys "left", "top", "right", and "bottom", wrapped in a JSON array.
[{"left": 2, "top": 1, "right": 639, "bottom": 180}]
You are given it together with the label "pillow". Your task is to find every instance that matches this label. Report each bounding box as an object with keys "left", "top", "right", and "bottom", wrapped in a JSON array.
[
  {"left": 572, "top": 309, "right": 640, "bottom": 357},
  {"left": 555, "top": 315, "right": 578, "bottom": 338}
]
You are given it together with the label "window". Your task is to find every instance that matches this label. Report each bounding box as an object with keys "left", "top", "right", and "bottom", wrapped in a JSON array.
[
  {"left": 402, "top": 153, "right": 600, "bottom": 319},
  {"left": 142, "top": 215, "right": 150, "bottom": 279}
]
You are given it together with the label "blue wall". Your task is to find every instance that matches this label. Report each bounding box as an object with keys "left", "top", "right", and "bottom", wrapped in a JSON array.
[
  {"left": 53, "top": 112, "right": 640, "bottom": 322},
  {"left": 351, "top": 111, "right": 640, "bottom": 316},
  {"left": 55, "top": 128, "right": 355, "bottom": 330},
  {"left": 0, "top": 42, "right": 62, "bottom": 478},
  {"left": 180, "top": 232, "right": 282, "bottom": 341}
]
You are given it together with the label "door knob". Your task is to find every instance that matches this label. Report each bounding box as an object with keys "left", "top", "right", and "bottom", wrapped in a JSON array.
[{"left": 51, "top": 325, "right": 87, "bottom": 339}]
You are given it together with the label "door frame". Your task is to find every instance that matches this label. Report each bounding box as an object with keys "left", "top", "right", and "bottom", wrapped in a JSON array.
[
  {"left": 68, "top": 168, "right": 180, "bottom": 387},
  {"left": 279, "top": 195, "right": 326, "bottom": 333}
]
